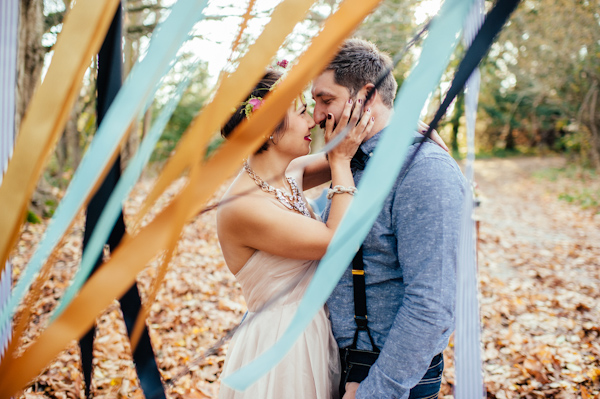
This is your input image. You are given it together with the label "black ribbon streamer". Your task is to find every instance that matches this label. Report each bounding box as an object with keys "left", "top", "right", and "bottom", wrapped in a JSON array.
[
  {"left": 407, "top": 0, "right": 521, "bottom": 168},
  {"left": 148, "top": 0, "right": 522, "bottom": 392},
  {"left": 79, "top": 3, "right": 166, "bottom": 398}
]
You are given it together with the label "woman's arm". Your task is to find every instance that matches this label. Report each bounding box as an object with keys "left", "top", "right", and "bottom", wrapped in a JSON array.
[
  {"left": 289, "top": 153, "right": 331, "bottom": 191},
  {"left": 294, "top": 121, "right": 449, "bottom": 191},
  {"left": 223, "top": 100, "right": 373, "bottom": 260}
]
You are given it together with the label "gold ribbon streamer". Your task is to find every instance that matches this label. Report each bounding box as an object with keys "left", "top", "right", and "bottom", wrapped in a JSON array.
[
  {"left": 227, "top": 0, "right": 256, "bottom": 69},
  {"left": 0, "top": 124, "right": 130, "bottom": 367},
  {"left": 129, "top": 245, "right": 175, "bottom": 351},
  {"left": 0, "top": 0, "right": 121, "bottom": 273},
  {"left": 131, "top": 0, "right": 317, "bottom": 230},
  {"left": 128, "top": 0, "right": 312, "bottom": 353},
  {"left": 0, "top": 0, "right": 382, "bottom": 395},
  {"left": 129, "top": 0, "right": 258, "bottom": 348},
  {"left": 0, "top": 239, "right": 61, "bottom": 373}
]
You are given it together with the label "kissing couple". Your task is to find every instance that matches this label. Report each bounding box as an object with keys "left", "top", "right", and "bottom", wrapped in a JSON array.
[{"left": 216, "top": 38, "right": 466, "bottom": 399}]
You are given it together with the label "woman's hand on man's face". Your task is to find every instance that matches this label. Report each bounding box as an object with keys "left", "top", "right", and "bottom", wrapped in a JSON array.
[{"left": 325, "top": 97, "right": 374, "bottom": 163}]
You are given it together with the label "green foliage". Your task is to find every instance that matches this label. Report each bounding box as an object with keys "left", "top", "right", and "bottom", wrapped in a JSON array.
[
  {"left": 26, "top": 210, "right": 42, "bottom": 224},
  {"left": 533, "top": 165, "right": 600, "bottom": 212},
  {"left": 474, "top": 0, "right": 600, "bottom": 163},
  {"left": 151, "top": 61, "right": 212, "bottom": 163},
  {"left": 558, "top": 191, "right": 600, "bottom": 210},
  {"left": 206, "top": 136, "right": 225, "bottom": 158},
  {"left": 475, "top": 146, "right": 538, "bottom": 159}
]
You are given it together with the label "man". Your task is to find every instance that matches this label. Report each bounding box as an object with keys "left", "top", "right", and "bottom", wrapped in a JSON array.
[{"left": 312, "top": 38, "right": 467, "bottom": 399}]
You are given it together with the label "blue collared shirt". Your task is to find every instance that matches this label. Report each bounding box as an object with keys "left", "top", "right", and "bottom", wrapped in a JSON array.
[{"left": 323, "top": 130, "right": 467, "bottom": 399}]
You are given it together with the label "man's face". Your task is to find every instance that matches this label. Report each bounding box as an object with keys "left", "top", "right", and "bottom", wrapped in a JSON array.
[{"left": 311, "top": 70, "right": 353, "bottom": 130}]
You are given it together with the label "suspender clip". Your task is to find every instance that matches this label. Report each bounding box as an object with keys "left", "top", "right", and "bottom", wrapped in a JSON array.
[{"left": 354, "top": 315, "right": 368, "bottom": 328}]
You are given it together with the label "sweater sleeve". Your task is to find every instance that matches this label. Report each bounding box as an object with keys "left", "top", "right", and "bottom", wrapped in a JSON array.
[{"left": 356, "top": 155, "right": 466, "bottom": 399}]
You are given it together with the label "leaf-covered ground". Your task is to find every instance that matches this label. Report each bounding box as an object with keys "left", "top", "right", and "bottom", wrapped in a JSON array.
[{"left": 7, "top": 156, "right": 600, "bottom": 398}]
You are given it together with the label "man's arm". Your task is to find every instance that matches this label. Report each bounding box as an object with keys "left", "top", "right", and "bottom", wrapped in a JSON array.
[{"left": 356, "top": 155, "right": 466, "bottom": 399}]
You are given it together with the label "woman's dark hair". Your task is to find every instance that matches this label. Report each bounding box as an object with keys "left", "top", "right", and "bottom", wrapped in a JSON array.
[{"left": 221, "top": 69, "right": 288, "bottom": 154}]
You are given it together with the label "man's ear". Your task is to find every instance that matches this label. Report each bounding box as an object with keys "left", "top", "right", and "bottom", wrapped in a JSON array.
[{"left": 361, "top": 83, "right": 377, "bottom": 107}]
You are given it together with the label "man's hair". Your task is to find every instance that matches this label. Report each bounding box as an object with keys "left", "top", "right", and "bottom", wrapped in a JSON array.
[{"left": 326, "top": 38, "right": 397, "bottom": 108}]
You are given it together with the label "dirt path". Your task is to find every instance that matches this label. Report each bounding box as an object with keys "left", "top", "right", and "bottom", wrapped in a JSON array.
[
  {"left": 439, "top": 157, "right": 600, "bottom": 399},
  {"left": 10, "top": 156, "right": 600, "bottom": 399}
]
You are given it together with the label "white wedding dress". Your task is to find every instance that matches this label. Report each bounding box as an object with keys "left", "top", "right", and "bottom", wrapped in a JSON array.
[{"left": 218, "top": 250, "right": 340, "bottom": 399}]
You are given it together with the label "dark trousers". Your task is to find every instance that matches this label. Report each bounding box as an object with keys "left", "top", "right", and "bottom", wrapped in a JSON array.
[{"left": 339, "top": 352, "right": 444, "bottom": 398}]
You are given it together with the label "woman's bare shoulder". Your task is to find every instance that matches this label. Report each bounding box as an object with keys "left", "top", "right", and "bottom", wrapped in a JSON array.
[{"left": 217, "top": 179, "right": 274, "bottom": 231}]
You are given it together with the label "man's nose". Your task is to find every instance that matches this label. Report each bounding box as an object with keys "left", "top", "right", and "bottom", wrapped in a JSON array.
[{"left": 313, "top": 103, "right": 326, "bottom": 125}]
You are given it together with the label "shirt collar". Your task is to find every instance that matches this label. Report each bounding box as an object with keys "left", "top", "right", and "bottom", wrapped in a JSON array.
[{"left": 358, "top": 129, "right": 384, "bottom": 159}]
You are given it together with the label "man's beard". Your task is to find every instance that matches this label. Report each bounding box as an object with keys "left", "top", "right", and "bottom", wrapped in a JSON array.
[{"left": 319, "top": 100, "right": 362, "bottom": 130}]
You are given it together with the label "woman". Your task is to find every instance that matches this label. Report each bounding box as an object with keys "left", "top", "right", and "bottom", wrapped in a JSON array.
[{"left": 217, "top": 69, "right": 373, "bottom": 399}]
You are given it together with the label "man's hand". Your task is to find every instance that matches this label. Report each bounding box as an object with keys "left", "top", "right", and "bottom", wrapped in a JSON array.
[{"left": 342, "top": 382, "right": 360, "bottom": 399}]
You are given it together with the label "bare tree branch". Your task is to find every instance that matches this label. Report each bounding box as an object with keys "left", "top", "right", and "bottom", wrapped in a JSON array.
[
  {"left": 44, "top": 11, "right": 64, "bottom": 33},
  {"left": 127, "top": 4, "right": 169, "bottom": 13},
  {"left": 126, "top": 23, "right": 158, "bottom": 36}
]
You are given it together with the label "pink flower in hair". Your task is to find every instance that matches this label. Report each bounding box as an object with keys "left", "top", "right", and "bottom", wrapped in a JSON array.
[
  {"left": 248, "top": 97, "right": 263, "bottom": 110},
  {"left": 276, "top": 59, "right": 288, "bottom": 69},
  {"left": 243, "top": 96, "right": 264, "bottom": 119}
]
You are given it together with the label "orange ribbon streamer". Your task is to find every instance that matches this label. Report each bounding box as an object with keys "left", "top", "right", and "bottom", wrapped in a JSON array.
[
  {"left": 0, "top": 0, "right": 382, "bottom": 395},
  {"left": 131, "top": 0, "right": 318, "bottom": 230},
  {"left": 128, "top": 0, "right": 313, "bottom": 353},
  {"left": 0, "top": 0, "right": 121, "bottom": 273}
]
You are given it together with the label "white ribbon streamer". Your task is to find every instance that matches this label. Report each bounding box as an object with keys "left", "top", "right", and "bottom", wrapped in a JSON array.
[
  {"left": 0, "top": 0, "right": 19, "bottom": 358},
  {"left": 454, "top": 0, "right": 485, "bottom": 397}
]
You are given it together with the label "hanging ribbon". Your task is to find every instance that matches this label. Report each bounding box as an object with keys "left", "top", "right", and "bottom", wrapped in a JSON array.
[
  {"left": 0, "top": 0, "right": 19, "bottom": 359},
  {"left": 227, "top": 0, "right": 256, "bottom": 70},
  {"left": 223, "top": 0, "right": 474, "bottom": 389},
  {"left": 130, "top": 0, "right": 320, "bottom": 230},
  {"left": 0, "top": 0, "right": 381, "bottom": 393},
  {"left": 0, "top": 0, "right": 211, "bottom": 334},
  {"left": 407, "top": 0, "right": 521, "bottom": 167},
  {"left": 375, "top": 0, "right": 519, "bottom": 396},
  {"left": 0, "top": 0, "right": 18, "bottom": 185},
  {"left": 0, "top": 0, "right": 121, "bottom": 274},
  {"left": 454, "top": 0, "right": 485, "bottom": 397},
  {"left": 79, "top": 5, "right": 128, "bottom": 396},
  {"left": 126, "top": 71, "right": 199, "bottom": 350},
  {"left": 77, "top": 4, "right": 166, "bottom": 399},
  {"left": 54, "top": 0, "right": 317, "bottom": 329}
]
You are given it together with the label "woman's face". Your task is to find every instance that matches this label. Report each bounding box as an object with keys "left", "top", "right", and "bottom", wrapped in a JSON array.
[{"left": 273, "top": 96, "right": 315, "bottom": 158}]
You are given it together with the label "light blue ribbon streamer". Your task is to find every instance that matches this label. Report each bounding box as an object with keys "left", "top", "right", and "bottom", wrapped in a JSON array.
[
  {"left": 455, "top": 0, "right": 485, "bottom": 397},
  {"left": 51, "top": 68, "right": 197, "bottom": 320},
  {"left": 0, "top": 0, "right": 209, "bottom": 330},
  {"left": 224, "top": 0, "right": 475, "bottom": 390},
  {"left": 0, "top": 0, "right": 19, "bottom": 358}
]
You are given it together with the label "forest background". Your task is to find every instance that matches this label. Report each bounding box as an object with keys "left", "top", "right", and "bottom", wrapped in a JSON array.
[
  {"left": 17, "top": 0, "right": 599, "bottom": 219},
  {"left": 6, "top": 0, "right": 600, "bottom": 398}
]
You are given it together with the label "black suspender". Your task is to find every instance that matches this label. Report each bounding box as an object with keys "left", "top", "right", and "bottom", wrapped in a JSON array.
[
  {"left": 347, "top": 136, "right": 432, "bottom": 352},
  {"left": 339, "top": 136, "right": 444, "bottom": 395},
  {"left": 350, "top": 247, "right": 380, "bottom": 352}
]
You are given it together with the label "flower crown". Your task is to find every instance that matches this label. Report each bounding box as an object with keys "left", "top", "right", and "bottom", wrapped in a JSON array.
[{"left": 240, "top": 60, "right": 290, "bottom": 119}]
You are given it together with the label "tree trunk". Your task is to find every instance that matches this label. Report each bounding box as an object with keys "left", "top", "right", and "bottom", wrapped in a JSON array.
[
  {"left": 120, "top": 5, "right": 141, "bottom": 170},
  {"left": 120, "top": 1, "right": 163, "bottom": 169},
  {"left": 15, "top": 0, "right": 45, "bottom": 137},
  {"left": 449, "top": 91, "right": 464, "bottom": 154},
  {"left": 65, "top": 104, "right": 82, "bottom": 170},
  {"left": 587, "top": 86, "right": 600, "bottom": 169},
  {"left": 16, "top": 0, "right": 57, "bottom": 220},
  {"left": 505, "top": 128, "right": 515, "bottom": 151}
]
